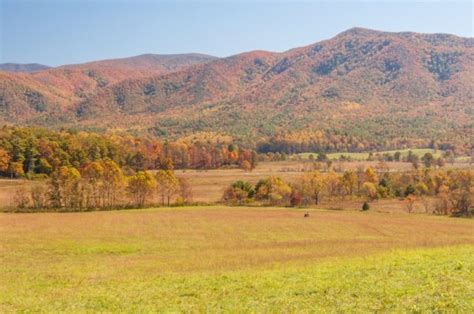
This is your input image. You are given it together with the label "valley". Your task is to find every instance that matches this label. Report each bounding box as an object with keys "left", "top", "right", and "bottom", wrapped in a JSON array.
[
  {"left": 1, "top": 20, "right": 473, "bottom": 312},
  {"left": 1, "top": 206, "right": 473, "bottom": 312}
]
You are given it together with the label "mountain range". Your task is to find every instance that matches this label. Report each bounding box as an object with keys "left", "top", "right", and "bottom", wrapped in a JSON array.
[
  {"left": 0, "top": 63, "right": 52, "bottom": 73},
  {"left": 1, "top": 28, "right": 472, "bottom": 149}
]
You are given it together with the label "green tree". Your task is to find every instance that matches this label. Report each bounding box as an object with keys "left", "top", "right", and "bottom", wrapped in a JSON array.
[
  {"left": 394, "top": 151, "right": 401, "bottom": 162},
  {"left": 362, "top": 202, "right": 370, "bottom": 211},
  {"left": 222, "top": 180, "right": 254, "bottom": 205},
  {"left": 422, "top": 153, "right": 435, "bottom": 168},
  {"left": 37, "top": 158, "right": 53, "bottom": 175},
  {"left": 317, "top": 152, "right": 328, "bottom": 162}
]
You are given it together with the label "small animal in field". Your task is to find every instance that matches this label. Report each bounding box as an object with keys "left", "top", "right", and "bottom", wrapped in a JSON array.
[{"left": 304, "top": 212, "right": 310, "bottom": 218}]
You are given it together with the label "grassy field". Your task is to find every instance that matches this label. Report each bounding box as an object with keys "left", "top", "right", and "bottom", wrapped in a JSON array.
[
  {"left": 0, "top": 179, "right": 44, "bottom": 210},
  {"left": 298, "top": 148, "right": 444, "bottom": 161},
  {"left": 1, "top": 206, "right": 473, "bottom": 312}
]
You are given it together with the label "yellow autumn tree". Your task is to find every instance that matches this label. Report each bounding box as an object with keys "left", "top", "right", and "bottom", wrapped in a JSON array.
[
  {"left": 127, "top": 171, "right": 156, "bottom": 207},
  {"left": 155, "top": 170, "right": 178, "bottom": 206}
]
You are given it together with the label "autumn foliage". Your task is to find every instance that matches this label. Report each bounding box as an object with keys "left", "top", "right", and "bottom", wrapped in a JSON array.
[
  {"left": 222, "top": 168, "right": 473, "bottom": 216},
  {"left": 0, "top": 126, "right": 257, "bottom": 179}
]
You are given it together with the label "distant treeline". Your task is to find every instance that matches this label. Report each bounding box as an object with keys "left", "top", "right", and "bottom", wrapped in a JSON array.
[
  {"left": 257, "top": 130, "right": 471, "bottom": 155},
  {"left": 0, "top": 126, "right": 257, "bottom": 178}
]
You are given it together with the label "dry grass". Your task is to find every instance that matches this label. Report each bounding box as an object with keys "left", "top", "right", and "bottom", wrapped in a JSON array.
[
  {"left": 1, "top": 206, "right": 473, "bottom": 273},
  {"left": 0, "top": 179, "right": 43, "bottom": 209},
  {"left": 1, "top": 206, "right": 473, "bottom": 311}
]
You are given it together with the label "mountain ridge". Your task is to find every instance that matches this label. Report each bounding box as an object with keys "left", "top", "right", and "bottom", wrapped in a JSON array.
[
  {"left": 0, "top": 63, "right": 52, "bottom": 73},
  {"left": 59, "top": 53, "right": 218, "bottom": 71},
  {"left": 0, "top": 28, "right": 472, "bottom": 151},
  {"left": 0, "top": 53, "right": 218, "bottom": 123}
]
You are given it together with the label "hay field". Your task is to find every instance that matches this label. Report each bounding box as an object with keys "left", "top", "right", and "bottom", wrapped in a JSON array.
[
  {"left": 1, "top": 206, "right": 473, "bottom": 311},
  {"left": 298, "top": 148, "right": 444, "bottom": 160}
]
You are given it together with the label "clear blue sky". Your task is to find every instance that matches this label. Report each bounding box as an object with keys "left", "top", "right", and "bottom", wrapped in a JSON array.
[{"left": 1, "top": 0, "right": 472, "bottom": 66}]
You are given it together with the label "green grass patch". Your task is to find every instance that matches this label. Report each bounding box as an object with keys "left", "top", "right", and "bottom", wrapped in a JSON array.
[
  {"left": 1, "top": 246, "right": 472, "bottom": 312},
  {"left": 1, "top": 207, "right": 473, "bottom": 312},
  {"left": 299, "top": 148, "right": 444, "bottom": 160},
  {"left": 70, "top": 243, "right": 142, "bottom": 255}
]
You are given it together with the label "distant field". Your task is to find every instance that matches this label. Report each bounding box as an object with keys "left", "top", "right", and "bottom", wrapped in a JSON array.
[
  {"left": 299, "top": 148, "right": 444, "bottom": 161},
  {"left": 1, "top": 206, "right": 473, "bottom": 311},
  {"left": 0, "top": 179, "right": 44, "bottom": 209}
]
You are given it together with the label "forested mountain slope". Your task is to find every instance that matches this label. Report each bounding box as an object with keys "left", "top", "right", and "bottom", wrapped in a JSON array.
[
  {"left": 1, "top": 28, "right": 472, "bottom": 151},
  {"left": 0, "top": 54, "right": 217, "bottom": 123}
]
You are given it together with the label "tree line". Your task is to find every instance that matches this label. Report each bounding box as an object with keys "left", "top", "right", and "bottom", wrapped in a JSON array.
[
  {"left": 13, "top": 161, "right": 193, "bottom": 211},
  {"left": 257, "top": 130, "right": 471, "bottom": 156},
  {"left": 0, "top": 126, "right": 258, "bottom": 178},
  {"left": 303, "top": 151, "right": 451, "bottom": 168},
  {"left": 222, "top": 168, "right": 473, "bottom": 216}
]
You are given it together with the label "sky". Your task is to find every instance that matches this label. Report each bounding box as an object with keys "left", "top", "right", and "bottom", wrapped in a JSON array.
[{"left": 1, "top": 0, "right": 472, "bottom": 66}]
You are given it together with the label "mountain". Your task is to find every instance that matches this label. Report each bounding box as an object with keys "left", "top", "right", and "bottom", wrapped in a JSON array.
[
  {"left": 0, "top": 53, "right": 217, "bottom": 123},
  {"left": 0, "top": 28, "right": 472, "bottom": 150},
  {"left": 0, "top": 63, "right": 51, "bottom": 73},
  {"left": 62, "top": 53, "right": 218, "bottom": 72}
]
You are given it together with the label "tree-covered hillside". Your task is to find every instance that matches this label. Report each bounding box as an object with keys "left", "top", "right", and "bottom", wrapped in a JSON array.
[{"left": 0, "top": 28, "right": 472, "bottom": 152}]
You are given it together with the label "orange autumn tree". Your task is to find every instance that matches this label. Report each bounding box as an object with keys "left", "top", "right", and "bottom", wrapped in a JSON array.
[{"left": 0, "top": 148, "right": 10, "bottom": 174}]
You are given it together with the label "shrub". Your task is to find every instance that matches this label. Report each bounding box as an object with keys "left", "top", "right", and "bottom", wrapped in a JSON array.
[
  {"left": 31, "top": 185, "right": 47, "bottom": 209},
  {"left": 13, "top": 189, "right": 30, "bottom": 209},
  {"left": 290, "top": 190, "right": 302, "bottom": 207},
  {"left": 362, "top": 202, "right": 370, "bottom": 211},
  {"left": 222, "top": 180, "right": 254, "bottom": 205},
  {"left": 255, "top": 176, "right": 292, "bottom": 206}
]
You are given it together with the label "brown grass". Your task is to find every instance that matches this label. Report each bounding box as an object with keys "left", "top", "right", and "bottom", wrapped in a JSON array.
[
  {"left": 0, "top": 179, "right": 43, "bottom": 209},
  {"left": 1, "top": 206, "right": 473, "bottom": 273}
]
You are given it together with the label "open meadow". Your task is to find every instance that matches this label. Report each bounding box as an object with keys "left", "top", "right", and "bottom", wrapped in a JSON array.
[
  {"left": 2, "top": 3, "right": 474, "bottom": 312},
  {"left": 1, "top": 206, "right": 473, "bottom": 312},
  {"left": 298, "top": 148, "right": 446, "bottom": 161}
]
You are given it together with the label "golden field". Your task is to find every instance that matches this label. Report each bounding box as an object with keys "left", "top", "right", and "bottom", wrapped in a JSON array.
[{"left": 1, "top": 206, "right": 473, "bottom": 311}]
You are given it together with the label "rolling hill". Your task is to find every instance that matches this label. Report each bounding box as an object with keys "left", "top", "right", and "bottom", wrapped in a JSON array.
[
  {"left": 0, "top": 63, "right": 51, "bottom": 73},
  {"left": 0, "top": 54, "right": 217, "bottom": 123},
  {"left": 1, "top": 28, "right": 472, "bottom": 150}
]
